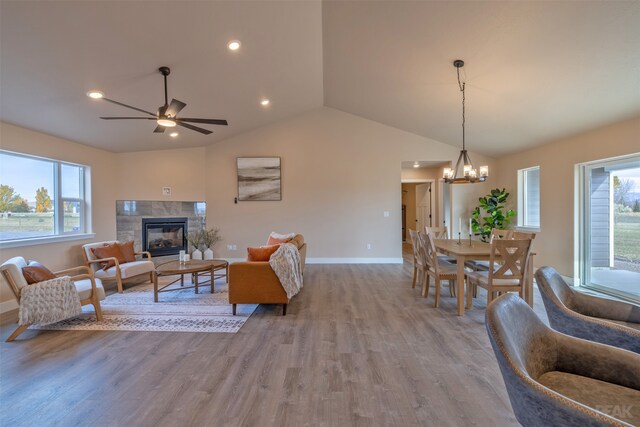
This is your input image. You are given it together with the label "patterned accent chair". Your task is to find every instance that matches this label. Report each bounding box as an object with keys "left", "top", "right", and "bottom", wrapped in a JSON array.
[
  {"left": 535, "top": 266, "right": 640, "bottom": 354},
  {"left": 82, "top": 241, "right": 154, "bottom": 293},
  {"left": 486, "top": 293, "right": 640, "bottom": 427}
]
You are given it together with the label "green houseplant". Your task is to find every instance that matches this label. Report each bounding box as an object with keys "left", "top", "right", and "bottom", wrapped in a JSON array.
[{"left": 471, "top": 188, "right": 515, "bottom": 242}]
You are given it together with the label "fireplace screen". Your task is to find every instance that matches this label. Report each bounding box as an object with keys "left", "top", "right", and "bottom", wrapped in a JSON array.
[{"left": 142, "top": 217, "right": 188, "bottom": 257}]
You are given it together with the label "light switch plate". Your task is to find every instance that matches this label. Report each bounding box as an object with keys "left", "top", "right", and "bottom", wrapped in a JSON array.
[{"left": 383, "top": 211, "right": 390, "bottom": 217}]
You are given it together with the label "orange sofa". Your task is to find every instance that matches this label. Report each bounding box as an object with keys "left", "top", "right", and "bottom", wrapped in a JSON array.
[{"left": 229, "top": 234, "right": 306, "bottom": 316}]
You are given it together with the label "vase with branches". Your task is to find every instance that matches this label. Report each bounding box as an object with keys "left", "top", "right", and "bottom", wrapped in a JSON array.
[{"left": 471, "top": 188, "right": 515, "bottom": 242}]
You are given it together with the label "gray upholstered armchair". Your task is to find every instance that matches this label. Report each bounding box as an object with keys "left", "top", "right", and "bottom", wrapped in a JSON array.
[
  {"left": 486, "top": 293, "right": 640, "bottom": 427},
  {"left": 535, "top": 266, "right": 640, "bottom": 354}
]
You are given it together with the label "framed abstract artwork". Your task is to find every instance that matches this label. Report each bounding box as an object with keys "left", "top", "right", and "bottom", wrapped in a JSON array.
[{"left": 236, "top": 157, "right": 282, "bottom": 201}]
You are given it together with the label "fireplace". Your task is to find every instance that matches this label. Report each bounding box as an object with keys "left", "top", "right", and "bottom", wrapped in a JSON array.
[{"left": 142, "top": 217, "right": 188, "bottom": 257}]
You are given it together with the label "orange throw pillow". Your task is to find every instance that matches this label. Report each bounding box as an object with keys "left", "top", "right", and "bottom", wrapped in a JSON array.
[
  {"left": 22, "top": 261, "right": 56, "bottom": 284},
  {"left": 92, "top": 244, "right": 126, "bottom": 270},
  {"left": 118, "top": 241, "right": 136, "bottom": 263},
  {"left": 247, "top": 244, "right": 281, "bottom": 262}
]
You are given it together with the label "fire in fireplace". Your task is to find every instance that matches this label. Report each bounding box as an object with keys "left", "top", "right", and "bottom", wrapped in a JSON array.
[{"left": 142, "top": 217, "right": 188, "bottom": 257}]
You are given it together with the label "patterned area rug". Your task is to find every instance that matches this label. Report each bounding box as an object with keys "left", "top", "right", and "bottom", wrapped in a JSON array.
[{"left": 29, "top": 281, "right": 257, "bottom": 333}]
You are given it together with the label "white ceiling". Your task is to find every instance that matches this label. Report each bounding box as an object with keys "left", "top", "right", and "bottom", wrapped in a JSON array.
[
  {"left": 0, "top": 1, "right": 324, "bottom": 152},
  {"left": 323, "top": 1, "right": 640, "bottom": 157},
  {"left": 1, "top": 1, "right": 639, "bottom": 156}
]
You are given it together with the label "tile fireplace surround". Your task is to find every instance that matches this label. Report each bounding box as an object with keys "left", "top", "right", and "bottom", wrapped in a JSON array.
[{"left": 116, "top": 200, "right": 205, "bottom": 264}]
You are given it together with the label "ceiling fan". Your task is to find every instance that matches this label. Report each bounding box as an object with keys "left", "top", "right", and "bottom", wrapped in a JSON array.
[{"left": 90, "top": 66, "right": 228, "bottom": 135}]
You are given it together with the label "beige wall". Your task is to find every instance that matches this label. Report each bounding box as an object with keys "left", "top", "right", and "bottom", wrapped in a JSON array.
[
  {"left": 114, "top": 147, "right": 207, "bottom": 201},
  {"left": 0, "top": 122, "right": 118, "bottom": 309},
  {"left": 204, "top": 107, "right": 496, "bottom": 261},
  {"left": 496, "top": 116, "right": 640, "bottom": 276}
]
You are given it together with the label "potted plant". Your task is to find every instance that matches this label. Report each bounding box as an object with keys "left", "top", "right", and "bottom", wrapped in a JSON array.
[
  {"left": 202, "top": 227, "right": 222, "bottom": 260},
  {"left": 471, "top": 188, "right": 515, "bottom": 242}
]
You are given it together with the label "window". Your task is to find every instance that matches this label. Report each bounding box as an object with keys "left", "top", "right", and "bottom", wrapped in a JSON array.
[
  {"left": 0, "top": 150, "right": 90, "bottom": 244},
  {"left": 578, "top": 154, "right": 640, "bottom": 302},
  {"left": 518, "top": 166, "right": 540, "bottom": 229}
]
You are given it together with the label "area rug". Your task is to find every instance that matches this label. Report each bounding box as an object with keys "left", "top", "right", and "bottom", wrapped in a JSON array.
[{"left": 29, "top": 282, "right": 257, "bottom": 333}]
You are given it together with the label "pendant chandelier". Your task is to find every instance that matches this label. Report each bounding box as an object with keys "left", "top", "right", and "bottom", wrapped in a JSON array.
[{"left": 443, "top": 60, "right": 488, "bottom": 184}]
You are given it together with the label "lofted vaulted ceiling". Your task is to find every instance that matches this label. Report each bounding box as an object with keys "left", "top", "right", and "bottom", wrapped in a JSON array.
[{"left": 1, "top": 1, "right": 639, "bottom": 155}]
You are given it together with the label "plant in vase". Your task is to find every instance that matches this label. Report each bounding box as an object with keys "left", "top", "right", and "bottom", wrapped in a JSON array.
[
  {"left": 471, "top": 188, "right": 515, "bottom": 242},
  {"left": 187, "top": 230, "right": 204, "bottom": 260},
  {"left": 202, "top": 227, "right": 222, "bottom": 260}
]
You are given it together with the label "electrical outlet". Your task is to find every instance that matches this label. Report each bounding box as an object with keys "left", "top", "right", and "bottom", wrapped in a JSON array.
[
  {"left": 383, "top": 211, "right": 390, "bottom": 217},
  {"left": 227, "top": 244, "right": 238, "bottom": 251},
  {"left": 367, "top": 243, "right": 372, "bottom": 250}
]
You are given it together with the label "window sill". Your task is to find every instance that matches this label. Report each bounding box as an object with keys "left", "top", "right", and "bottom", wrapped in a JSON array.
[
  {"left": 0, "top": 233, "right": 96, "bottom": 249},
  {"left": 516, "top": 226, "right": 541, "bottom": 233}
]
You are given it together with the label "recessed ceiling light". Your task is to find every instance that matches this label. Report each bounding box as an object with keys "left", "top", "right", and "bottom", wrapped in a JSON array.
[
  {"left": 86, "top": 90, "right": 104, "bottom": 99},
  {"left": 260, "top": 99, "right": 270, "bottom": 106},
  {"left": 227, "top": 40, "right": 241, "bottom": 51},
  {"left": 170, "top": 132, "right": 179, "bottom": 138},
  {"left": 413, "top": 162, "right": 420, "bottom": 168}
]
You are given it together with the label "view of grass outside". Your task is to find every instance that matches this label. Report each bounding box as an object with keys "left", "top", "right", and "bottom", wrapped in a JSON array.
[
  {"left": 614, "top": 212, "right": 640, "bottom": 263},
  {"left": 0, "top": 212, "right": 80, "bottom": 240}
]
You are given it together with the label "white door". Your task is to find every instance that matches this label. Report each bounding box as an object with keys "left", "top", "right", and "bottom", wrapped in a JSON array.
[{"left": 416, "top": 183, "right": 431, "bottom": 231}]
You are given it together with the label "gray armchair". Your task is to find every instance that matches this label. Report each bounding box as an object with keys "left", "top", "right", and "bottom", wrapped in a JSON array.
[
  {"left": 535, "top": 266, "right": 640, "bottom": 354},
  {"left": 486, "top": 293, "right": 640, "bottom": 427}
]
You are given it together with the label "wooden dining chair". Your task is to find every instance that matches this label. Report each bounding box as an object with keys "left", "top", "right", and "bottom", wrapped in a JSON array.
[
  {"left": 465, "top": 228, "right": 514, "bottom": 272},
  {"left": 425, "top": 226, "right": 448, "bottom": 239},
  {"left": 408, "top": 229, "right": 426, "bottom": 289},
  {"left": 425, "top": 226, "right": 457, "bottom": 265},
  {"left": 466, "top": 238, "right": 533, "bottom": 305},
  {"left": 419, "top": 231, "right": 458, "bottom": 306}
]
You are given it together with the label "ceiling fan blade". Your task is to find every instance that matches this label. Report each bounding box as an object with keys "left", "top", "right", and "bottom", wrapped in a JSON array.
[
  {"left": 153, "top": 125, "right": 166, "bottom": 133},
  {"left": 100, "top": 117, "right": 156, "bottom": 120},
  {"left": 102, "top": 97, "right": 156, "bottom": 117},
  {"left": 176, "top": 118, "right": 228, "bottom": 126},
  {"left": 177, "top": 121, "right": 212, "bottom": 135},
  {"left": 166, "top": 99, "right": 187, "bottom": 117}
]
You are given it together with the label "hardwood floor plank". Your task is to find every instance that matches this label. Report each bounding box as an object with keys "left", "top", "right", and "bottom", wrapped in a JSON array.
[{"left": 0, "top": 252, "right": 543, "bottom": 426}]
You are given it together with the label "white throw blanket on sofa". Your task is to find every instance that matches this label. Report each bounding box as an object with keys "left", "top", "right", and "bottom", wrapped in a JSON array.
[
  {"left": 269, "top": 243, "right": 303, "bottom": 299},
  {"left": 19, "top": 276, "right": 82, "bottom": 325}
]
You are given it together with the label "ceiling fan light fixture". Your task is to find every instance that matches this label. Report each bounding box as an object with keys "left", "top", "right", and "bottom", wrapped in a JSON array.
[
  {"left": 86, "top": 90, "right": 104, "bottom": 99},
  {"left": 157, "top": 118, "right": 177, "bottom": 127},
  {"left": 227, "top": 40, "right": 241, "bottom": 51}
]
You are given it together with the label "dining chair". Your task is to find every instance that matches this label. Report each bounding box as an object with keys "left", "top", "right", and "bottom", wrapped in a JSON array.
[
  {"left": 465, "top": 228, "right": 514, "bottom": 272},
  {"left": 408, "top": 229, "right": 426, "bottom": 289},
  {"left": 466, "top": 238, "right": 533, "bottom": 305},
  {"left": 425, "top": 226, "right": 457, "bottom": 265},
  {"left": 486, "top": 293, "right": 640, "bottom": 427},
  {"left": 535, "top": 266, "right": 640, "bottom": 353},
  {"left": 419, "top": 231, "right": 458, "bottom": 306},
  {"left": 425, "top": 226, "right": 448, "bottom": 239}
]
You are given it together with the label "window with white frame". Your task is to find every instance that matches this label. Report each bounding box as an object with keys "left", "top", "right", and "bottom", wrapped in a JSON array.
[
  {"left": 518, "top": 166, "right": 540, "bottom": 228},
  {"left": 0, "top": 150, "right": 90, "bottom": 243}
]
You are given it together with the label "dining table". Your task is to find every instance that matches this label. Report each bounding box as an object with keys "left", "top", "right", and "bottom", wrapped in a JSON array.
[{"left": 434, "top": 239, "right": 535, "bottom": 316}]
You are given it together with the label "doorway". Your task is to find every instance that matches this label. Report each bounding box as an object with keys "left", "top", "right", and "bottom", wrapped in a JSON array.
[{"left": 401, "top": 180, "right": 435, "bottom": 240}]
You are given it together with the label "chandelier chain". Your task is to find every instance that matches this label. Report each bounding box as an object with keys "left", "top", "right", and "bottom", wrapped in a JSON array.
[{"left": 457, "top": 65, "right": 465, "bottom": 151}]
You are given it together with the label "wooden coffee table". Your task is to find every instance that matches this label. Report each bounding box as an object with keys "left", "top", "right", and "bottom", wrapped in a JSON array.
[{"left": 153, "top": 259, "right": 229, "bottom": 302}]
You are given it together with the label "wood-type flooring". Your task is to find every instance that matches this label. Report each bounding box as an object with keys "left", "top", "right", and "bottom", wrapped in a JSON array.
[{"left": 0, "top": 246, "right": 544, "bottom": 426}]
